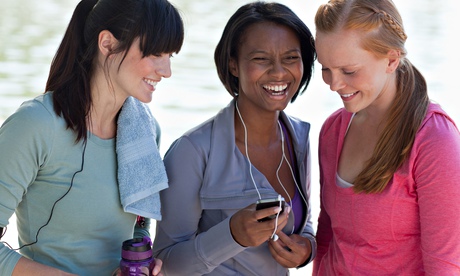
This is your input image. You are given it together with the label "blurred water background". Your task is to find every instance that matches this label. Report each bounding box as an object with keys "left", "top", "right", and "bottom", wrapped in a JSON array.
[{"left": 1, "top": 0, "right": 459, "bottom": 275}]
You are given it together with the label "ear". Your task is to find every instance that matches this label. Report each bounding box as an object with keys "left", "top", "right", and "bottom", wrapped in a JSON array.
[
  {"left": 229, "top": 58, "right": 239, "bottom": 77},
  {"left": 386, "top": 49, "right": 400, "bottom": 74},
  {"left": 98, "top": 30, "right": 118, "bottom": 57}
]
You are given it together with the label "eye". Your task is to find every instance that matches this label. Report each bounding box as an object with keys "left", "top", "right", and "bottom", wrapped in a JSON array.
[
  {"left": 287, "top": 55, "right": 300, "bottom": 60},
  {"left": 148, "top": 53, "right": 174, "bottom": 59},
  {"left": 342, "top": 69, "right": 356, "bottom": 75},
  {"left": 283, "top": 55, "right": 300, "bottom": 63},
  {"left": 252, "top": 56, "right": 270, "bottom": 64},
  {"left": 253, "top": 56, "right": 268, "bottom": 61}
]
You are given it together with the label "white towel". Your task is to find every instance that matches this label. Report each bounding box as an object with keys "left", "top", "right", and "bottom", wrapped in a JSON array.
[{"left": 116, "top": 96, "right": 168, "bottom": 220}]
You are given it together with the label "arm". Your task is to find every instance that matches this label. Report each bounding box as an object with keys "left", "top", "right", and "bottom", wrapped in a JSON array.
[
  {"left": 415, "top": 114, "right": 460, "bottom": 273},
  {"left": 312, "top": 123, "right": 334, "bottom": 275},
  {"left": 312, "top": 197, "right": 332, "bottom": 275},
  {"left": 298, "top": 140, "right": 317, "bottom": 266},
  {"left": 153, "top": 137, "right": 245, "bottom": 275},
  {"left": 0, "top": 102, "right": 72, "bottom": 275},
  {"left": 1, "top": 244, "right": 74, "bottom": 276},
  {"left": 11, "top": 258, "right": 76, "bottom": 276}
]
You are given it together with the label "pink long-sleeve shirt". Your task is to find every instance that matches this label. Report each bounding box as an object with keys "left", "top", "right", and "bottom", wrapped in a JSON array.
[{"left": 313, "top": 103, "right": 460, "bottom": 275}]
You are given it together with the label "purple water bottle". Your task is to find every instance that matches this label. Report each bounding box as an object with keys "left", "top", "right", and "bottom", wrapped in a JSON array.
[{"left": 120, "top": 236, "right": 155, "bottom": 276}]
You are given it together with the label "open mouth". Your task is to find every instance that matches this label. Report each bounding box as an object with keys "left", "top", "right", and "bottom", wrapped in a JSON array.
[
  {"left": 341, "top": 91, "right": 358, "bottom": 98},
  {"left": 263, "top": 84, "right": 288, "bottom": 96},
  {"left": 143, "top": 78, "right": 158, "bottom": 90}
]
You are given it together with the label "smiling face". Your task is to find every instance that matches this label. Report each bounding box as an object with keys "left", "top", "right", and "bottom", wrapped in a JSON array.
[
  {"left": 229, "top": 22, "right": 303, "bottom": 114},
  {"left": 110, "top": 38, "right": 172, "bottom": 103},
  {"left": 316, "top": 29, "right": 399, "bottom": 114}
]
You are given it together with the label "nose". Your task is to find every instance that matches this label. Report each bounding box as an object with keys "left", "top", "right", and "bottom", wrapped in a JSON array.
[
  {"left": 157, "top": 54, "right": 172, "bottom": 78},
  {"left": 269, "top": 60, "right": 287, "bottom": 78},
  {"left": 324, "top": 71, "right": 346, "bottom": 91}
]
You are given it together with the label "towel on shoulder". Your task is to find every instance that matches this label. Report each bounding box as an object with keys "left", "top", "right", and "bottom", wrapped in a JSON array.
[{"left": 116, "top": 96, "right": 168, "bottom": 220}]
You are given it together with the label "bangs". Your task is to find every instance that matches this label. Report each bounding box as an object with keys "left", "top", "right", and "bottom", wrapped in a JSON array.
[{"left": 138, "top": 0, "right": 184, "bottom": 56}]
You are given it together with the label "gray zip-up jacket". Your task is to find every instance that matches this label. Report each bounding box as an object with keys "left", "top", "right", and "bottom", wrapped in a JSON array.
[{"left": 153, "top": 99, "right": 316, "bottom": 275}]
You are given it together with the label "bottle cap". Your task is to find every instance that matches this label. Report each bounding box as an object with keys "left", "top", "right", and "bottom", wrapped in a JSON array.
[{"left": 121, "top": 236, "right": 153, "bottom": 261}]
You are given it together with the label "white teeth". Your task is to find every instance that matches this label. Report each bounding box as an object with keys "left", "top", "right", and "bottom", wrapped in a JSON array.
[
  {"left": 263, "top": 84, "right": 288, "bottom": 94},
  {"left": 144, "top": 78, "right": 158, "bottom": 89},
  {"left": 341, "top": 92, "right": 357, "bottom": 98}
]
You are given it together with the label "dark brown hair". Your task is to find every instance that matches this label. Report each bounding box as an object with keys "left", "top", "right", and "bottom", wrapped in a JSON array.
[
  {"left": 46, "top": 0, "right": 184, "bottom": 141},
  {"left": 214, "top": 1, "right": 316, "bottom": 102}
]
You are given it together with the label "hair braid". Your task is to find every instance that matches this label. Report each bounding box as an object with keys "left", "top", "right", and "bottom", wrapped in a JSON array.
[{"left": 379, "top": 10, "right": 407, "bottom": 41}]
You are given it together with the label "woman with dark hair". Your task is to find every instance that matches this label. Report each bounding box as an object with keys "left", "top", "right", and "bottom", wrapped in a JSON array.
[
  {"left": 0, "top": 0, "right": 184, "bottom": 275},
  {"left": 313, "top": 0, "right": 460, "bottom": 274},
  {"left": 153, "top": 2, "right": 316, "bottom": 275}
]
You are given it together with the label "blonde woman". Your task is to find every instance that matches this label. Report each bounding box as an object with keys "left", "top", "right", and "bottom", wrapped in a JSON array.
[{"left": 313, "top": 0, "right": 460, "bottom": 274}]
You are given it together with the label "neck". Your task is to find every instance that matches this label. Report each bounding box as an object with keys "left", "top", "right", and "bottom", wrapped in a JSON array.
[
  {"left": 88, "top": 75, "right": 127, "bottom": 139},
  {"left": 234, "top": 100, "right": 281, "bottom": 147}
]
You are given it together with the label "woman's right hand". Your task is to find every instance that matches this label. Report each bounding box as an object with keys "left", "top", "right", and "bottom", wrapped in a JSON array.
[{"left": 229, "top": 203, "right": 290, "bottom": 247}]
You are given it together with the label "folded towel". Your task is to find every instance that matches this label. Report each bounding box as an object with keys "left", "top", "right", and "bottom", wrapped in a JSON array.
[{"left": 116, "top": 96, "right": 168, "bottom": 220}]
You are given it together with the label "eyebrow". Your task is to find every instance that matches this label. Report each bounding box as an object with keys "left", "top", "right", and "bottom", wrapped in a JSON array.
[
  {"left": 247, "top": 48, "right": 301, "bottom": 55},
  {"left": 321, "top": 63, "right": 359, "bottom": 69}
]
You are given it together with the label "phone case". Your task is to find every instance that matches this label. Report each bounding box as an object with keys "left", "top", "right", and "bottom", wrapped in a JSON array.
[{"left": 256, "top": 197, "right": 285, "bottom": 221}]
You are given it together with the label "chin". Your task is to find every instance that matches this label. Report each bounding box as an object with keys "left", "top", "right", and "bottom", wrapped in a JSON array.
[
  {"left": 342, "top": 104, "right": 361, "bottom": 114},
  {"left": 136, "top": 94, "right": 153, "bottom": 104}
]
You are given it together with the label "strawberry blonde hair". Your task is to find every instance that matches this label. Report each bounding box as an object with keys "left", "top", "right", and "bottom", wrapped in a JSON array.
[{"left": 315, "top": 0, "right": 430, "bottom": 193}]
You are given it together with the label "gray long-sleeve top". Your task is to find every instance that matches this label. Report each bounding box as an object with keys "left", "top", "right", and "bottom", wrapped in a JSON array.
[{"left": 153, "top": 99, "right": 316, "bottom": 275}]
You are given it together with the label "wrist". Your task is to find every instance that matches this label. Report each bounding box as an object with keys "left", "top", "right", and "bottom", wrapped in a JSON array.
[{"left": 304, "top": 234, "right": 317, "bottom": 264}]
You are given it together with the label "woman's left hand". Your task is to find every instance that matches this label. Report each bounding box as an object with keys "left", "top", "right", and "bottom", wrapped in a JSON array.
[
  {"left": 268, "top": 231, "right": 311, "bottom": 268},
  {"left": 151, "top": 259, "right": 163, "bottom": 276}
]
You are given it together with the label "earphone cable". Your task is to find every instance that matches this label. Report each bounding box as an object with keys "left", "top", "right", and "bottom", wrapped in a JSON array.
[
  {"left": 235, "top": 100, "right": 306, "bottom": 238},
  {"left": 1, "top": 140, "right": 87, "bottom": 250},
  {"left": 235, "top": 101, "right": 262, "bottom": 200}
]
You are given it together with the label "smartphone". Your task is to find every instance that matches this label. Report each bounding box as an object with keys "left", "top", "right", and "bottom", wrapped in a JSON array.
[{"left": 256, "top": 196, "right": 285, "bottom": 222}]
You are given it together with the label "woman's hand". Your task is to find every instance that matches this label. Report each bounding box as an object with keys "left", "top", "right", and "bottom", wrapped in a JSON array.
[
  {"left": 152, "top": 259, "right": 163, "bottom": 276},
  {"left": 268, "top": 231, "right": 312, "bottom": 268},
  {"left": 229, "top": 203, "right": 289, "bottom": 247},
  {"left": 112, "top": 258, "right": 163, "bottom": 276}
]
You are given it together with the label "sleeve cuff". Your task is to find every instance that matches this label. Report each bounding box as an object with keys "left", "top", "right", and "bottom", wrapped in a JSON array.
[{"left": 298, "top": 234, "right": 317, "bottom": 268}]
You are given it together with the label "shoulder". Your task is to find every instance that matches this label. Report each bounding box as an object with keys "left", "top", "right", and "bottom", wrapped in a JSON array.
[
  {"left": 168, "top": 102, "right": 235, "bottom": 154},
  {"left": 164, "top": 114, "right": 216, "bottom": 162},
  {"left": 324, "top": 108, "right": 349, "bottom": 125},
  {"left": 420, "top": 103, "right": 458, "bottom": 130},
  {"left": 0, "top": 93, "right": 62, "bottom": 169},
  {"left": 320, "top": 108, "right": 351, "bottom": 136},
  {"left": 413, "top": 103, "right": 460, "bottom": 158},
  {"left": 282, "top": 113, "right": 311, "bottom": 147},
  {"left": 1, "top": 92, "right": 59, "bottom": 133},
  {"left": 417, "top": 103, "right": 459, "bottom": 141},
  {"left": 285, "top": 113, "right": 310, "bottom": 130},
  {"left": 164, "top": 101, "right": 239, "bottom": 168},
  {"left": 179, "top": 116, "right": 215, "bottom": 149}
]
